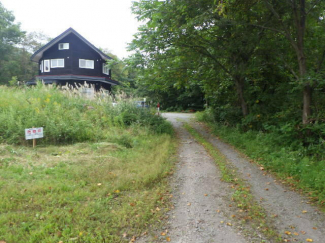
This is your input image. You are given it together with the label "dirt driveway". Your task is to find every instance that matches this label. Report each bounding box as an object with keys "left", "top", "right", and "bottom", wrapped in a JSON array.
[{"left": 160, "top": 113, "right": 325, "bottom": 243}]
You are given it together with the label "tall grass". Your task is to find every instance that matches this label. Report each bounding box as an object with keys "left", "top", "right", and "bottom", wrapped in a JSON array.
[
  {"left": 0, "top": 85, "right": 173, "bottom": 145},
  {"left": 0, "top": 85, "right": 176, "bottom": 242}
]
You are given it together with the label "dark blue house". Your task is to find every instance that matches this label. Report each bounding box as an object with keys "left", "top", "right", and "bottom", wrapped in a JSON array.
[{"left": 29, "top": 28, "right": 118, "bottom": 91}]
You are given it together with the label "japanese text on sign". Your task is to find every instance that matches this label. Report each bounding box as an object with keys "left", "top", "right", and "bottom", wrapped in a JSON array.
[{"left": 25, "top": 127, "right": 44, "bottom": 140}]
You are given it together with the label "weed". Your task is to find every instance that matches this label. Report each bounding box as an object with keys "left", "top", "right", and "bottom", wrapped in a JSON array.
[{"left": 0, "top": 85, "right": 177, "bottom": 242}]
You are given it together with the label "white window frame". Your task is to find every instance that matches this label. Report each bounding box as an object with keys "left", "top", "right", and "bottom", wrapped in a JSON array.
[
  {"left": 79, "top": 59, "right": 94, "bottom": 69},
  {"left": 44, "top": 60, "right": 50, "bottom": 72},
  {"left": 58, "top": 43, "right": 69, "bottom": 50},
  {"left": 102, "top": 63, "right": 110, "bottom": 75},
  {"left": 40, "top": 61, "right": 43, "bottom": 73},
  {"left": 51, "top": 59, "right": 65, "bottom": 68}
]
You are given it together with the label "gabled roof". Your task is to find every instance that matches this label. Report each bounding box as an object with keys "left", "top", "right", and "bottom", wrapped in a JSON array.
[{"left": 30, "top": 27, "right": 112, "bottom": 62}]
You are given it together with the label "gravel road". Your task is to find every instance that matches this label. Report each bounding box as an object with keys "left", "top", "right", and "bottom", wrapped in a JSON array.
[{"left": 160, "top": 113, "right": 325, "bottom": 243}]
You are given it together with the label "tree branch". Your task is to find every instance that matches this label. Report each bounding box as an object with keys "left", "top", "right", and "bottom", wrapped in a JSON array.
[{"left": 263, "top": 0, "right": 298, "bottom": 52}]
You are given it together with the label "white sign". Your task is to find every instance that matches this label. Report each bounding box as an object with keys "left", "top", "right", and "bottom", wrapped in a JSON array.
[{"left": 25, "top": 127, "right": 44, "bottom": 140}]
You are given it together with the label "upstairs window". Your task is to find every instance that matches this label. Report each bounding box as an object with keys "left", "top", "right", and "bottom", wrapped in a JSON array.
[
  {"left": 58, "top": 43, "right": 69, "bottom": 50},
  {"left": 51, "top": 59, "right": 64, "bottom": 68},
  {"left": 79, "top": 59, "right": 94, "bottom": 69},
  {"left": 103, "top": 63, "right": 110, "bottom": 75}
]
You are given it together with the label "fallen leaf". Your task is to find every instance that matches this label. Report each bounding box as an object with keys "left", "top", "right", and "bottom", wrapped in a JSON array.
[
  {"left": 187, "top": 203, "right": 191, "bottom": 206},
  {"left": 265, "top": 188, "right": 269, "bottom": 191},
  {"left": 306, "top": 239, "right": 313, "bottom": 242},
  {"left": 312, "top": 227, "right": 317, "bottom": 230},
  {"left": 204, "top": 194, "right": 208, "bottom": 196},
  {"left": 129, "top": 236, "right": 136, "bottom": 243},
  {"left": 161, "top": 232, "right": 166, "bottom": 236},
  {"left": 231, "top": 215, "right": 236, "bottom": 218},
  {"left": 122, "top": 232, "right": 127, "bottom": 238},
  {"left": 216, "top": 210, "right": 220, "bottom": 213},
  {"left": 227, "top": 222, "right": 232, "bottom": 226},
  {"left": 301, "top": 231, "right": 306, "bottom": 235},
  {"left": 115, "top": 190, "right": 120, "bottom": 193},
  {"left": 260, "top": 166, "right": 264, "bottom": 170},
  {"left": 220, "top": 221, "right": 224, "bottom": 224},
  {"left": 156, "top": 207, "right": 160, "bottom": 211},
  {"left": 97, "top": 183, "right": 102, "bottom": 186},
  {"left": 285, "top": 231, "right": 291, "bottom": 235},
  {"left": 166, "top": 237, "right": 171, "bottom": 242},
  {"left": 302, "top": 210, "right": 308, "bottom": 213},
  {"left": 293, "top": 232, "right": 299, "bottom": 236}
]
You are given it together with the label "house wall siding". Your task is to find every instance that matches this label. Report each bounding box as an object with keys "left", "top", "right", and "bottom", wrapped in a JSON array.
[{"left": 39, "top": 33, "right": 110, "bottom": 78}]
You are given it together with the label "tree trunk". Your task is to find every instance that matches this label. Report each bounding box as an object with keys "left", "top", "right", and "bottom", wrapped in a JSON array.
[
  {"left": 235, "top": 76, "right": 248, "bottom": 117},
  {"left": 294, "top": 0, "right": 311, "bottom": 124},
  {"left": 302, "top": 84, "right": 312, "bottom": 124}
]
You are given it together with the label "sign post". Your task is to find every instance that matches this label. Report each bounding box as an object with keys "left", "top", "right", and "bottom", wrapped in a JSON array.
[
  {"left": 157, "top": 103, "right": 160, "bottom": 116},
  {"left": 25, "top": 127, "right": 44, "bottom": 148}
]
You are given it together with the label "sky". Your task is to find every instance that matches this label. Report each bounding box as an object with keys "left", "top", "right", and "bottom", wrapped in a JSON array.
[{"left": 1, "top": 0, "right": 141, "bottom": 59}]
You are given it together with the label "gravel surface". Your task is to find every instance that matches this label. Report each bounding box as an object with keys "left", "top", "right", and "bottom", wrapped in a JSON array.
[
  {"left": 138, "top": 113, "right": 325, "bottom": 243},
  {"left": 190, "top": 121, "right": 325, "bottom": 243},
  {"left": 163, "top": 113, "right": 248, "bottom": 243}
]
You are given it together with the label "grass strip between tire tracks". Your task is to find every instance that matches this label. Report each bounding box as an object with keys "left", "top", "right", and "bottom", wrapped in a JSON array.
[{"left": 184, "top": 123, "right": 282, "bottom": 242}]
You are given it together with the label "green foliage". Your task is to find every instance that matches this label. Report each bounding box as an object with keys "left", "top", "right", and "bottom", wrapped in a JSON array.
[
  {"left": 0, "top": 2, "right": 26, "bottom": 85},
  {"left": 130, "top": 0, "right": 325, "bottom": 159},
  {"left": 0, "top": 85, "right": 173, "bottom": 145},
  {"left": 8, "top": 76, "right": 18, "bottom": 86}
]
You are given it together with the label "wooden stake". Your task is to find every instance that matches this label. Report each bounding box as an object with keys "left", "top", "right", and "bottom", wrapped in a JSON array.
[{"left": 32, "top": 127, "right": 36, "bottom": 148}]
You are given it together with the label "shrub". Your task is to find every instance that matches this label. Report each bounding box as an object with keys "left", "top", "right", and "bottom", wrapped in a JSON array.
[{"left": 0, "top": 85, "right": 173, "bottom": 145}]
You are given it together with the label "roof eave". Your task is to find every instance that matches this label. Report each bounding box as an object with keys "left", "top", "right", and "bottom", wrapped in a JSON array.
[{"left": 30, "top": 28, "right": 113, "bottom": 63}]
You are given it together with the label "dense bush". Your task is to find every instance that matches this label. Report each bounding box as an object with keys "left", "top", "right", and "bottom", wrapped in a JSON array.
[{"left": 0, "top": 85, "right": 173, "bottom": 145}]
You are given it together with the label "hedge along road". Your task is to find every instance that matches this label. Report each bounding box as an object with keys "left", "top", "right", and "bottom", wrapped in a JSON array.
[{"left": 159, "top": 113, "right": 325, "bottom": 243}]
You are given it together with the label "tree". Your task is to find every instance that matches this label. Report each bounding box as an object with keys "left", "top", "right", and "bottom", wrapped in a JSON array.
[
  {"left": 130, "top": 0, "right": 270, "bottom": 117},
  {"left": 0, "top": 2, "right": 24, "bottom": 84},
  {"left": 260, "top": 0, "right": 325, "bottom": 124}
]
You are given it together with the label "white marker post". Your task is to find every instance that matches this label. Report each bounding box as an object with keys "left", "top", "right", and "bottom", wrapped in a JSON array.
[{"left": 25, "top": 127, "right": 44, "bottom": 148}]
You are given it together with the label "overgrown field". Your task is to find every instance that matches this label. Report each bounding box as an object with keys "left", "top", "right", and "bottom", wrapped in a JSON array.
[
  {"left": 196, "top": 111, "right": 325, "bottom": 208},
  {"left": 0, "top": 85, "right": 176, "bottom": 242}
]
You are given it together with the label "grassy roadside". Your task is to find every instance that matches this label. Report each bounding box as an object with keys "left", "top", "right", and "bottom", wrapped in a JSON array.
[
  {"left": 184, "top": 123, "right": 281, "bottom": 242},
  {"left": 0, "top": 130, "right": 176, "bottom": 242},
  {"left": 0, "top": 85, "right": 176, "bottom": 242},
  {"left": 196, "top": 117, "right": 325, "bottom": 210}
]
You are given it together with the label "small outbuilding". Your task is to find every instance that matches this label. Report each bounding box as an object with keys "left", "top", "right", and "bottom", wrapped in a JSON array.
[{"left": 29, "top": 27, "right": 118, "bottom": 91}]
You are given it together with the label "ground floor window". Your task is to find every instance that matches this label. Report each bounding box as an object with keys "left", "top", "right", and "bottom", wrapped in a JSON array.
[
  {"left": 51, "top": 59, "right": 64, "bottom": 68},
  {"left": 102, "top": 63, "right": 110, "bottom": 75},
  {"left": 79, "top": 59, "right": 94, "bottom": 69},
  {"left": 44, "top": 60, "right": 50, "bottom": 72}
]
